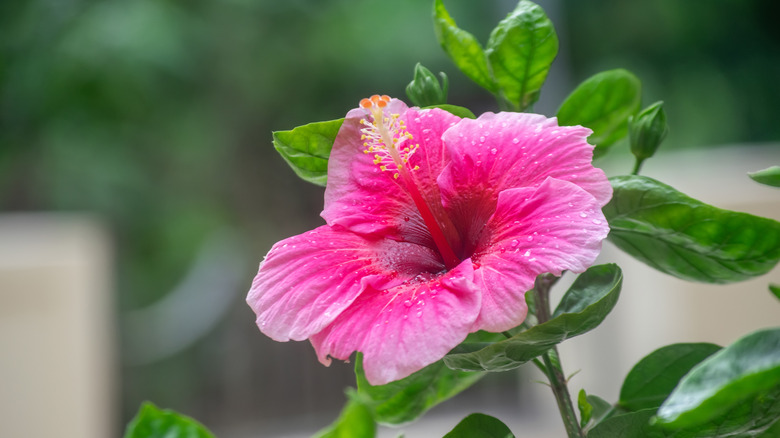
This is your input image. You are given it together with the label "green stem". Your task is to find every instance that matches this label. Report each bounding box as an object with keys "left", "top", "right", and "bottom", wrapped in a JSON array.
[
  {"left": 533, "top": 274, "right": 585, "bottom": 438},
  {"left": 631, "top": 157, "right": 645, "bottom": 175}
]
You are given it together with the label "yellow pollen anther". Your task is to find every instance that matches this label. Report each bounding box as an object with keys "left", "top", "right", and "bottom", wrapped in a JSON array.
[{"left": 358, "top": 94, "right": 420, "bottom": 178}]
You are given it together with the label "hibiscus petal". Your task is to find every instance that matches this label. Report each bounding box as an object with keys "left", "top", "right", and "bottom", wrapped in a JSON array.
[
  {"left": 470, "top": 177, "right": 610, "bottom": 332},
  {"left": 248, "top": 226, "right": 395, "bottom": 342},
  {"left": 310, "top": 261, "right": 480, "bottom": 385},
  {"left": 438, "top": 112, "right": 612, "bottom": 252},
  {"left": 322, "top": 104, "right": 461, "bottom": 247}
]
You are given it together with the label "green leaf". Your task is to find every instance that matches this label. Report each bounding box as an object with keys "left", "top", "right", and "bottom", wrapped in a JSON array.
[
  {"left": 748, "top": 165, "right": 780, "bottom": 187},
  {"left": 485, "top": 0, "right": 558, "bottom": 111},
  {"left": 655, "top": 328, "right": 780, "bottom": 429},
  {"left": 444, "top": 264, "right": 622, "bottom": 372},
  {"left": 770, "top": 284, "right": 780, "bottom": 301},
  {"left": 313, "top": 395, "right": 376, "bottom": 438},
  {"left": 443, "top": 413, "right": 515, "bottom": 438},
  {"left": 123, "top": 402, "right": 214, "bottom": 438},
  {"left": 587, "top": 394, "right": 621, "bottom": 428},
  {"left": 578, "top": 389, "right": 593, "bottom": 428},
  {"left": 556, "top": 69, "right": 641, "bottom": 152},
  {"left": 272, "top": 118, "right": 343, "bottom": 186},
  {"left": 433, "top": 0, "right": 497, "bottom": 93},
  {"left": 604, "top": 175, "right": 780, "bottom": 283},
  {"left": 590, "top": 402, "right": 780, "bottom": 438},
  {"left": 619, "top": 343, "right": 721, "bottom": 412},
  {"left": 422, "top": 104, "right": 476, "bottom": 119},
  {"left": 588, "top": 409, "right": 660, "bottom": 438},
  {"left": 355, "top": 354, "right": 483, "bottom": 425},
  {"left": 758, "top": 418, "right": 780, "bottom": 437}
]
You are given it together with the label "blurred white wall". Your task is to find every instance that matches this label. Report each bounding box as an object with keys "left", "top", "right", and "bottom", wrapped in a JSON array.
[{"left": 0, "top": 214, "right": 115, "bottom": 438}]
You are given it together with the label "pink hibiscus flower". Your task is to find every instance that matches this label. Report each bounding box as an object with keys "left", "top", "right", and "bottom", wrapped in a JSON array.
[{"left": 248, "top": 95, "right": 612, "bottom": 385}]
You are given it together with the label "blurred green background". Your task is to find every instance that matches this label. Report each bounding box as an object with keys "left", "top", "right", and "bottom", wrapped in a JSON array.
[{"left": 1, "top": 0, "right": 777, "bottom": 435}]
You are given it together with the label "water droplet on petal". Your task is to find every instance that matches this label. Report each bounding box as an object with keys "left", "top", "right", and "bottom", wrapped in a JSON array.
[
  {"left": 579, "top": 212, "right": 588, "bottom": 218},
  {"left": 404, "top": 300, "right": 413, "bottom": 307},
  {"left": 523, "top": 250, "right": 531, "bottom": 257},
  {"left": 479, "top": 136, "right": 485, "bottom": 142},
  {"left": 510, "top": 239, "right": 519, "bottom": 247},
  {"left": 527, "top": 235, "right": 533, "bottom": 242},
  {"left": 592, "top": 219, "right": 602, "bottom": 225},
  {"left": 512, "top": 138, "right": 520, "bottom": 144},
  {"left": 414, "top": 117, "right": 421, "bottom": 123},
  {"left": 491, "top": 148, "right": 497, "bottom": 154}
]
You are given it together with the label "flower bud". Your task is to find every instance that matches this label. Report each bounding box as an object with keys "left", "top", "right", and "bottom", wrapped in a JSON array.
[
  {"left": 405, "top": 63, "right": 449, "bottom": 107},
  {"left": 629, "top": 101, "right": 669, "bottom": 161}
]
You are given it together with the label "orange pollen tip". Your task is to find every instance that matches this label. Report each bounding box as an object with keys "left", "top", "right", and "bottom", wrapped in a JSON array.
[{"left": 359, "top": 95, "right": 393, "bottom": 110}]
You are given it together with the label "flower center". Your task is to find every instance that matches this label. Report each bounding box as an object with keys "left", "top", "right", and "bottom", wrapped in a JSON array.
[{"left": 359, "top": 95, "right": 461, "bottom": 270}]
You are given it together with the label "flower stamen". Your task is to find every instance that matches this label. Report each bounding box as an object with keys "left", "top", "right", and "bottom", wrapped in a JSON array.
[{"left": 359, "top": 95, "right": 461, "bottom": 270}]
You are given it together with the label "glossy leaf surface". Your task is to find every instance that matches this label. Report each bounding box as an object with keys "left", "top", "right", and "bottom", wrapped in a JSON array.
[
  {"left": 355, "top": 354, "right": 483, "bottom": 425},
  {"left": 604, "top": 175, "right": 780, "bottom": 283},
  {"left": 272, "top": 118, "right": 343, "bottom": 186},
  {"left": 619, "top": 343, "right": 721, "bottom": 412},
  {"left": 485, "top": 0, "right": 558, "bottom": 111},
  {"left": 557, "top": 69, "right": 641, "bottom": 150},
  {"left": 443, "top": 413, "right": 515, "bottom": 438},
  {"left": 656, "top": 328, "right": 780, "bottom": 429},
  {"left": 444, "top": 264, "right": 622, "bottom": 372},
  {"left": 433, "top": 0, "right": 496, "bottom": 93},
  {"left": 124, "top": 402, "right": 214, "bottom": 438}
]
